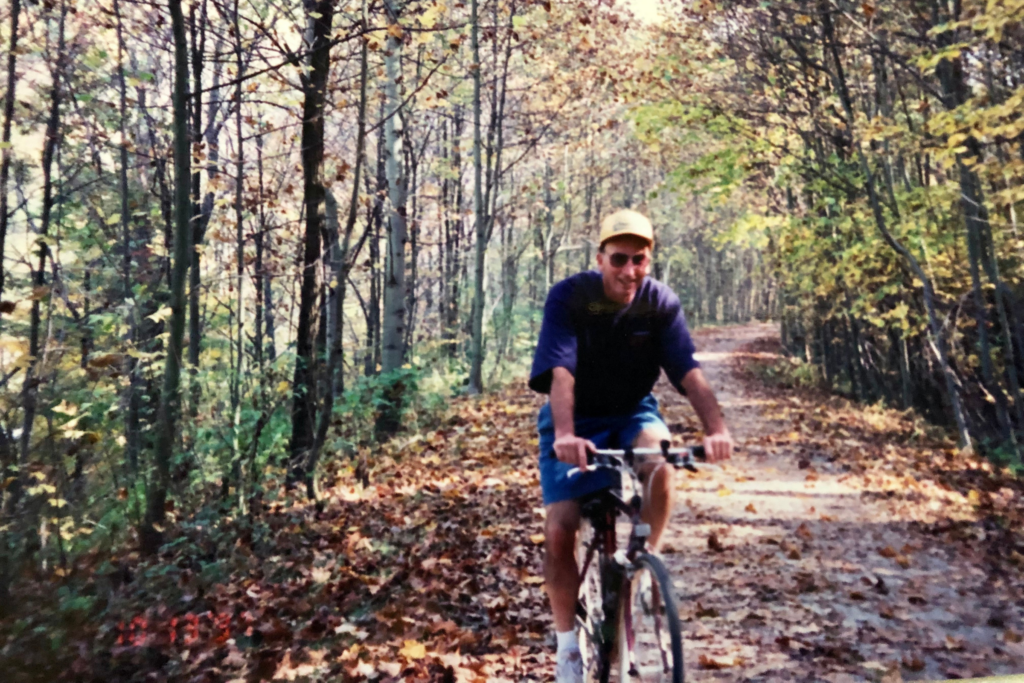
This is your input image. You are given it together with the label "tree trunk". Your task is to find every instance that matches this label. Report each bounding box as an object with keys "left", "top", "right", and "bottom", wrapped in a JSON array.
[
  {"left": 17, "top": 0, "right": 66, "bottom": 508},
  {"left": 256, "top": 120, "right": 277, "bottom": 362},
  {"left": 931, "top": 3, "right": 1022, "bottom": 441},
  {"left": 142, "top": 0, "right": 193, "bottom": 554},
  {"left": 706, "top": 253, "right": 719, "bottom": 323},
  {"left": 188, "top": 4, "right": 222, "bottom": 415},
  {"left": 230, "top": 0, "right": 246, "bottom": 506},
  {"left": 0, "top": 0, "right": 21, "bottom": 305},
  {"left": 305, "top": 5, "right": 370, "bottom": 499},
  {"left": 402, "top": 122, "right": 430, "bottom": 357},
  {"left": 467, "top": 0, "right": 486, "bottom": 394},
  {"left": 112, "top": 0, "right": 142, "bottom": 473},
  {"left": 441, "top": 112, "right": 465, "bottom": 359},
  {"left": 365, "top": 111, "right": 385, "bottom": 376},
  {"left": 253, "top": 123, "right": 276, "bottom": 364},
  {"left": 376, "top": 0, "right": 409, "bottom": 440},
  {"left": 287, "top": 0, "right": 334, "bottom": 484},
  {"left": 254, "top": 129, "right": 267, "bottom": 370},
  {"left": 439, "top": 118, "right": 453, "bottom": 355}
]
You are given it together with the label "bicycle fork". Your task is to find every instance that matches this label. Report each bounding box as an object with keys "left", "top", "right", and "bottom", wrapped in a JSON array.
[
  {"left": 617, "top": 494, "right": 662, "bottom": 680},
  {"left": 583, "top": 494, "right": 661, "bottom": 683},
  {"left": 596, "top": 512, "right": 621, "bottom": 682}
]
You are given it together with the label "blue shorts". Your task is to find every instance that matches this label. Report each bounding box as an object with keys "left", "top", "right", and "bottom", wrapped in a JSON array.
[{"left": 538, "top": 394, "right": 668, "bottom": 506}]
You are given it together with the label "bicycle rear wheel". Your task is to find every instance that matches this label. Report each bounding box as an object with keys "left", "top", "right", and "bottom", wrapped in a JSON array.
[{"left": 620, "top": 552, "right": 684, "bottom": 683}]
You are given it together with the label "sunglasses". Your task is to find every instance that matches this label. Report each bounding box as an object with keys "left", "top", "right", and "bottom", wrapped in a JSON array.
[{"left": 607, "top": 252, "right": 649, "bottom": 268}]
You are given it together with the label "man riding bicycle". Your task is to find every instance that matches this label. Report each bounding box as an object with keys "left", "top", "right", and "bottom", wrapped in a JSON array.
[{"left": 528, "top": 209, "right": 733, "bottom": 683}]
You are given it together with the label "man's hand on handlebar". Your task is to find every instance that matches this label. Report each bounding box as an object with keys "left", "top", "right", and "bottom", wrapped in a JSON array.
[
  {"left": 703, "top": 429, "right": 734, "bottom": 463},
  {"left": 553, "top": 433, "right": 597, "bottom": 472}
]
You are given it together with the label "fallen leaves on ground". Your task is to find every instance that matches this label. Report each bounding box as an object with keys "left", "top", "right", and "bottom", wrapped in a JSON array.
[
  {"left": 698, "top": 653, "right": 736, "bottom": 669},
  {"left": 5, "top": 326, "right": 1024, "bottom": 682},
  {"left": 659, "top": 329, "right": 1024, "bottom": 681},
  {"left": 4, "top": 386, "right": 554, "bottom": 682}
]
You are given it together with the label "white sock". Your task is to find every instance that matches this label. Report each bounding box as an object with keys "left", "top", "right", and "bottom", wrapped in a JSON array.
[{"left": 556, "top": 629, "right": 578, "bottom": 653}]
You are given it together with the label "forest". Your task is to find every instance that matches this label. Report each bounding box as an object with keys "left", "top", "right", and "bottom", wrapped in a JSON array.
[{"left": 1, "top": 0, "right": 1023, "bottom": 680}]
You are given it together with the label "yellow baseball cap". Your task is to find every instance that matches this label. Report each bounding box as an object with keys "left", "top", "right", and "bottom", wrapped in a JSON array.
[{"left": 598, "top": 209, "right": 654, "bottom": 247}]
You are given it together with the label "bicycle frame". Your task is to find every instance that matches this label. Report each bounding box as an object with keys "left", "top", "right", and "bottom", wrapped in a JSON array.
[
  {"left": 575, "top": 442, "right": 702, "bottom": 571},
  {"left": 576, "top": 491, "right": 626, "bottom": 680},
  {"left": 572, "top": 441, "right": 703, "bottom": 682},
  {"left": 575, "top": 463, "right": 659, "bottom": 680}
]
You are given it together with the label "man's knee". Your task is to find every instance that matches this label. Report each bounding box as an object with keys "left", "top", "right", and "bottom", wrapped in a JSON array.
[
  {"left": 633, "top": 429, "right": 675, "bottom": 492},
  {"left": 632, "top": 424, "right": 672, "bottom": 449}
]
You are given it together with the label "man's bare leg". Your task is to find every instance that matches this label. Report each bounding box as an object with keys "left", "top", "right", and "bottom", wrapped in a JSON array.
[
  {"left": 634, "top": 425, "right": 675, "bottom": 549},
  {"left": 544, "top": 500, "right": 582, "bottom": 631}
]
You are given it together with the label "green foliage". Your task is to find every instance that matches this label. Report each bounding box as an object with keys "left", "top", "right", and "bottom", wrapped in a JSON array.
[
  {"left": 987, "top": 441, "right": 1024, "bottom": 477},
  {"left": 627, "top": 0, "right": 1024, "bottom": 457},
  {"left": 335, "top": 364, "right": 455, "bottom": 450},
  {"left": 485, "top": 301, "right": 543, "bottom": 387},
  {"left": 750, "top": 354, "right": 822, "bottom": 390}
]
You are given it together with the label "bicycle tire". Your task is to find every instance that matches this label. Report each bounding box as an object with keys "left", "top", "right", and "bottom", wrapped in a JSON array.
[{"left": 619, "top": 552, "right": 684, "bottom": 683}]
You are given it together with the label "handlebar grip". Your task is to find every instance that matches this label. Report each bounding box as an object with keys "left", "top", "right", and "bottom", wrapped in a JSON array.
[{"left": 692, "top": 445, "right": 706, "bottom": 461}]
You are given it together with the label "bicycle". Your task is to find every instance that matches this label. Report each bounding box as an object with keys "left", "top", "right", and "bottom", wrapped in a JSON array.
[{"left": 567, "top": 440, "right": 705, "bottom": 683}]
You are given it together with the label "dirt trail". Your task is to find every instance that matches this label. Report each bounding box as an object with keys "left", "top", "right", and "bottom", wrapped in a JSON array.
[{"left": 650, "top": 323, "right": 1024, "bottom": 682}]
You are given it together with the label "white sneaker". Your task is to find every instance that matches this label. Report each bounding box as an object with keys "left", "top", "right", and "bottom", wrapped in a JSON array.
[{"left": 555, "top": 647, "right": 584, "bottom": 683}]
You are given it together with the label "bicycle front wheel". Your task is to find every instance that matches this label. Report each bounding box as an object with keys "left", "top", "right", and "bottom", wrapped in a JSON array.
[
  {"left": 576, "top": 518, "right": 613, "bottom": 682},
  {"left": 620, "top": 552, "right": 684, "bottom": 683}
]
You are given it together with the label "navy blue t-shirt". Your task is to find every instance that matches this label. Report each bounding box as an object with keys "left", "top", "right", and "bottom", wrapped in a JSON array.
[{"left": 529, "top": 271, "right": 700, "bottom": 417}]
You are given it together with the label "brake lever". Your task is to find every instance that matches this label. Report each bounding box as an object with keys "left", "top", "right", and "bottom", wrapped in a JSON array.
[
  {"left": 566, "top": 465, "right": 602, "bottom": 478},
  {"left": 567, "top": 452, "right": 619, "bottom": 478}
]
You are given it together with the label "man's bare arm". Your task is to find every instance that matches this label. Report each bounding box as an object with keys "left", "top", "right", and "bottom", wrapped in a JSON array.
[
  {"left": 550, "top": 367, "right": 596, "bottom": 469},
  {"left": 549, "top": 367, "right": 576, "bottom": 439},
  {"left": 680, "top": 367, "right": 733, "bottom": 461}
]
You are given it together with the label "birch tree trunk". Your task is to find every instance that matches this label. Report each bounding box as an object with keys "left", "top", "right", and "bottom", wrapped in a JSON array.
[
  {"left": 376, "top": 0, "right": 408, "bottom": 440},
  {"left": 364, "top": 101, "right": 386, "bottom": 376}
]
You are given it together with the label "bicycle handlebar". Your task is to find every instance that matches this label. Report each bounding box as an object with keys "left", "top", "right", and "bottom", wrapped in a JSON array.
[{"left": 566, "top": 440, "right": 705, "bottom": 478}]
